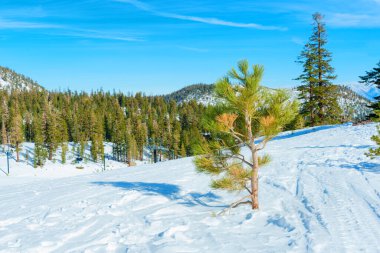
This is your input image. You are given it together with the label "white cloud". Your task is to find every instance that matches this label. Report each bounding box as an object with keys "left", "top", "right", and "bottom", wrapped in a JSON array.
[
  {"left": 62, "top": 29, "right": 144, "bottom": 42},
  {"left": 177, "top": 46, "right": 208, "bottom": 53},
  {"left": 0, "top": 19, "right": 60, "bottom": 29},
  {"left": 114, "top": 0, "right": 150, "bottom": 11},
  {"left": 158, "top": 12, "right": 286, "bottom": 30},
  {"left": 0, "top": 18, "right": 142, "bottom": 42},
  {"left": 114, "top": 0, "right": 287, "bottom": 31},
  {"left": 326, "top": 13, "right": 380, "bottom": 28}
]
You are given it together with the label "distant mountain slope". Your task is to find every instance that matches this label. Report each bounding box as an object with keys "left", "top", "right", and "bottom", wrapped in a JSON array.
[
  {"left": 164, "top": 83, "right": 215, "bottom": 104},
  {"left": 0, "top": 66, "right": 44, "bottom": 91},
  {"left": 166, "top": 83, "right": 373, "bottom": 121},
  {"left": 345, "top": 83, "right": 380, "bottom": 101}
]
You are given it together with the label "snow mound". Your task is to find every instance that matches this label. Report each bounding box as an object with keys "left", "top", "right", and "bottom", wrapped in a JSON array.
[{"left": 0, "top": 124, "right": 379, "bottom": 252}]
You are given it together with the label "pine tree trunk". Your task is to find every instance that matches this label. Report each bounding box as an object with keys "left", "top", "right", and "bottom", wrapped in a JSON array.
[
  {"left": 49, "top": 148, "right": 53, "bottom": 160},
  {"left": 245, "top": 111, "right": 259, "bottom": 210},
  {"left": 251, "top": 151, "right": 259, "bottom": 209},
  {"left": 16, "top": 142, "right": 20, "bottom": 162}
]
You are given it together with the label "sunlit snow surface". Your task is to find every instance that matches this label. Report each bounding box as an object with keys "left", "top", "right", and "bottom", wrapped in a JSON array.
[{"left": 0, "top": 124, "right": 379, "bottom": 252}]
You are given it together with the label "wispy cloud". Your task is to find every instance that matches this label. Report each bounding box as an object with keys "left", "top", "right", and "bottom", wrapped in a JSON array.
[
  {"left": 0, "top": 18, "right": 142, "bottom": 42},
  {"left": 0, "top": 7, "right": 47, "bottom": 18},
  {"left": 0, "top": 18, "right": 61, "bottom": 29},
  {"left": 326, "top": 13, "right": 380, "bottom": 28},
  {"left": 114, "top": 0, "right": 287, "bottom": 31},
  {"left": 59, "top": 29, "right": 144, "bottom": 42},
  {"left": 291, "top": 37, "right": 304, "bottom": 45},
  {"left": 114, "top": 0, "right": 150, "bottom": 11},
  {"left": 177, "top": 46, "right": 209, "bottom": 53},
  {"left": 159, "top": 12, "right": 286, "bottom": 30}
]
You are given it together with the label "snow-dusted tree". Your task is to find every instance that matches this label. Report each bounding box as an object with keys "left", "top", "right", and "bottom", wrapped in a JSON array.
[{"left": 194, "top": 60, "right": 298, "bottom": 211}]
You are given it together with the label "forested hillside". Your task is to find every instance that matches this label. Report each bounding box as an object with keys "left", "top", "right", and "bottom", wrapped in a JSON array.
[
  {"left": 0, "top": 87, "right": 207, "bottom": 167},
  {"left": 0, "top": 66, "right": 374, "bottom": 169},
  {"left": 0, "top": 66, "right": 44, "bottom": 91}
]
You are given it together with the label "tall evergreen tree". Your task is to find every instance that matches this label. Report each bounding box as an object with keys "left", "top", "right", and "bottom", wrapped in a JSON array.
[
  {"left": 359, "top": 61, "right": 380, "bottom": 119},
  {"left": 296, "top": 13, "right": 341, "bottom": 126},
  {"left": 9, "top": 111, "right": 24, "bottom": 162},
  {"left": 58, "top": 114, "right": 69, "bottom": 164},
  {"left": 1, "top": 100, "right": 9, "bottom": 151},
  {"left": 33, "top": 115, "right": 47, "bottom": 167},
  {"left": 194, "top": 60, "right": 298, "bottom": 211},
  {"left": 44, "top": 104, "right": 59, "bottom": 160}
]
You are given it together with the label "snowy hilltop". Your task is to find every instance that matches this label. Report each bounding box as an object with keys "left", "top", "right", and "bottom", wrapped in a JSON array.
[
  {"left": 0, "top": 123, "right": 379, "bottom": 252},
  {"left": 0, "top": 67, "right": 44, "bottom": 91},
  {"left": 165, "top": 83, "right": 372, "bottom": 122}
]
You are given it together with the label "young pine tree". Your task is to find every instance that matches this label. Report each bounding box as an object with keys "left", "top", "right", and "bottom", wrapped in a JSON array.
[
  {"left": 296, "top": 13, "right": 341, "bottom": 126},
  {"left": 194, "top": 60, "right": 298, "bottom": 211},
  {"left": 366, "top": 123, "right": 380, "bottom": 158}
]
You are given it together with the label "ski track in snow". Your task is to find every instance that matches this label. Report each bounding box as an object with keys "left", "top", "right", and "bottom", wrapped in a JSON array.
[{"left": 0, "top": 124, "right": 380, "bottom": 252}]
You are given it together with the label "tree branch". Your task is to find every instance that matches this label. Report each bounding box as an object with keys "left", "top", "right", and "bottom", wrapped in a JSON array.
[{"left": 218, "top": 195, "right": 252, "bottom": 215}]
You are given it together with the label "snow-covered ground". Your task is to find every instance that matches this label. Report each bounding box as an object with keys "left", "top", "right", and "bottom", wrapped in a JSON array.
[
  {"left": 0, "top": 124, "right": 379, "bottom": 252},
  {"left": 0, "top": 142, "right": 150, "bottom": 180}
]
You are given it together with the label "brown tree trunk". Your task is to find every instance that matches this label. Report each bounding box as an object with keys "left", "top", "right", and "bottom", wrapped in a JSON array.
[
  {"left": 16, "top": 142, "right": 20, "bottom": 162},
  {"left": 245, "top": 110, "right": 260, "bottom": 210},
  {"left": 49, "top": 148, "right": 53, "bottom": 160},
  {"left": 251, "top": 151, "right": 259, "bottom": 209}
]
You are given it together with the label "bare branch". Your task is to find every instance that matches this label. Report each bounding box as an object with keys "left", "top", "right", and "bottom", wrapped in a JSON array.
[
  {"left": 244, "top": 185, "right": 252, "bottom": 195},
  {"left": 218, "top": 195, "right": 252, "bottom": 215},
  {"left": 257, "top": 137, "right": 273, "bottom": 151}
]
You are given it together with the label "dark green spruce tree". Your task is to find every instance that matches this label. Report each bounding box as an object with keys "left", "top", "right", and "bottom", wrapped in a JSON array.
[
  {"left": 33, "top": 115, "right": 48, "bottom": 168},
  {"left": 360, "top": 61, "right": 380, "bottom": 119},
  {"left": 296, "top": 13, "right": 341, "bottom": 126}
]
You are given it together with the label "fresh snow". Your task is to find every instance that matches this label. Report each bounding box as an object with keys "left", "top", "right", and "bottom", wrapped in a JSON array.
[
  {"left": 346, "top": 83, "right": 380, "bottom": 101},
  {"left": 0, "top": 78, "right": 11, "bottom": 89},
  {"left": 0, "top": 124, "right": 380, "bottom": 252}
]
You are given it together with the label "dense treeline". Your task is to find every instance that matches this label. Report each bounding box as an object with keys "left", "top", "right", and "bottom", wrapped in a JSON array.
[{"left": 0, "top": 88, "right": 206, "bottom": 167}]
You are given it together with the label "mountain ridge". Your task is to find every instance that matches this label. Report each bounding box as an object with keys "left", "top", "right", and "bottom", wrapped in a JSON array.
[
  {"left": 0, "top": 66, "right": 44, "bottom": 91},
  {"left": 1, "top": 66, "right": 375, "bottom": 121}
]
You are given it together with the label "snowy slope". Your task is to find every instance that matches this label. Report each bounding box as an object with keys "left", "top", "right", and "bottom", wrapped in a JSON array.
[
  {"left": 0, "top": 66, "right": 44, "bottom": 91},
  {"left": 0, "top": 124, "right": 380, "bottom": 252},
  {"left": 346, "top": 83, "right": 380, "bottom": 101},
  {"left": 0, "top": 142, "right": 152, "bottom": 179},
  {"left": 168, "top": 84, "right": 373, "bottom": 121}
]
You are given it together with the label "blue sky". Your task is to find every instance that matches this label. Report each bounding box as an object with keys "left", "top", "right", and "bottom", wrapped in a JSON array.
[{"left": 0, "top": 0, "right": 379, "bottom": 95}]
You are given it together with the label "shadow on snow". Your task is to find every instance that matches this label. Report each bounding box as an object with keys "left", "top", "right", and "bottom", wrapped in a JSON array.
[
  {"left": 92, "top": 181, "right": 227, "bottom": 208},
  {"left": 271, "top": 124, "right": 342, "bottom": 142},
  {"left": 339, "top": 161, "right": 380, "bottom": 174}
]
